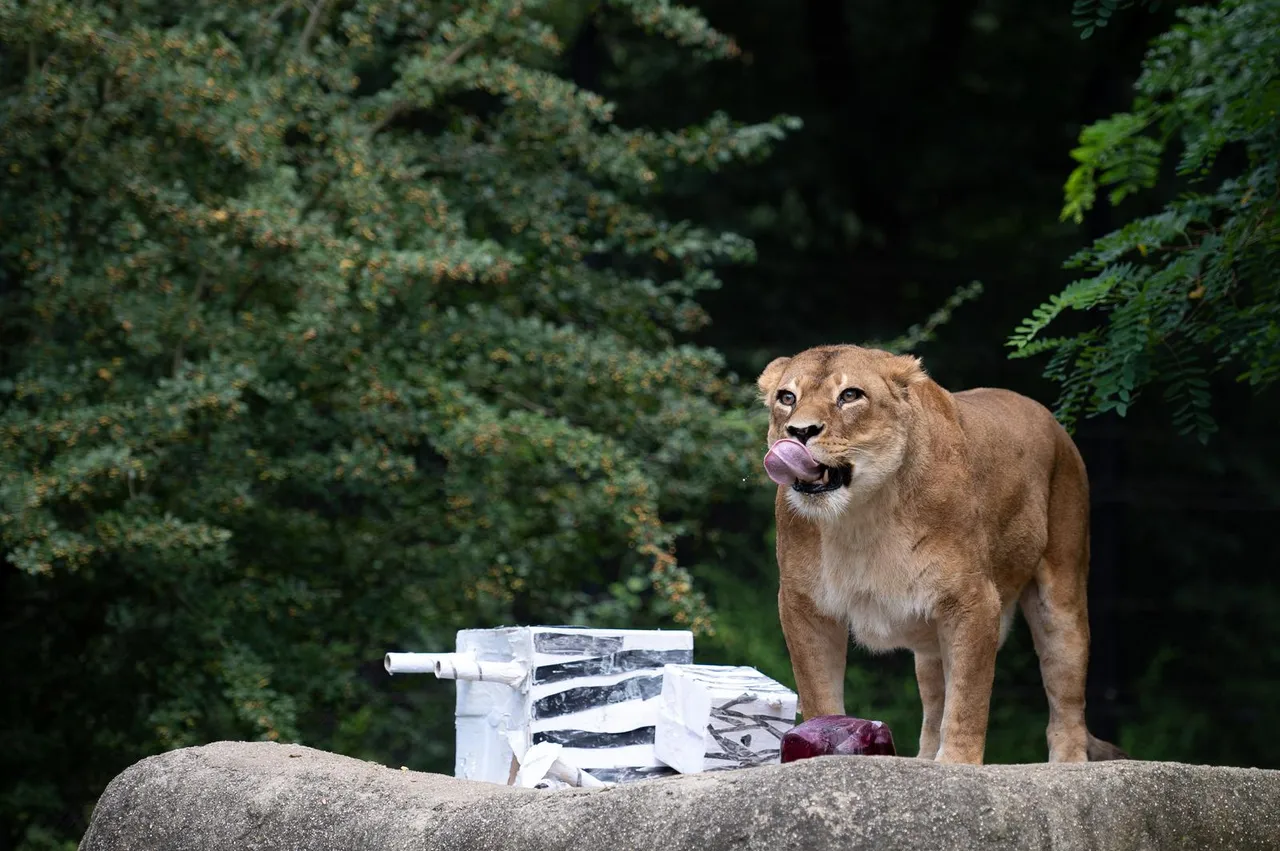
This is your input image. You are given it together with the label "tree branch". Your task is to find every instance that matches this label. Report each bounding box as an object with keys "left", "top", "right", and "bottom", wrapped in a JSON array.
[
  {"left": 442, "top": 38, "right": 478, "bottom": 66},
  {"left": 269, "top": 1, "right": 293, "bottom": 25},
  {"left": 174, "top": 267, "right": 208, "bottom": 376},
  {"left": 298, "top": 0, "right": 329, "bottom": 55},
  {"left": 501, "top": 390, "right": 555, "bottom": 418},
  {"left": 370, "top": 39, "right": 480, "bottom": 136}
]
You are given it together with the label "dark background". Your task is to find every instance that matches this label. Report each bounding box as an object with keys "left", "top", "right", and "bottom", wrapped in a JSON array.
[{"left": 587, "top": 0, "right": 1280, "bottom": 766}]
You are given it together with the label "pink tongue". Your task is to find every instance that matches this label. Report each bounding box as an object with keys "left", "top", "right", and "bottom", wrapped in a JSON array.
[{"left": 763, "top": 438, "right": 824, "bottom": 485}]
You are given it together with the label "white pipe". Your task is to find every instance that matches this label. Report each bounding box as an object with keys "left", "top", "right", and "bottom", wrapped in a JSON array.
[
  {"left": 511, "top": 741, "right": 608, "bottom": 789},
  {"left": 548, "top": 758, "right": 607, "bottom": 788},
  {"left": 433, "top": 654, "right": 527, "bottom": 687},
  {"left": 384, "top": 652, "right": 451, "bottom": 675},
  {"left": 513, "top": 742, "right": 561, "bottom": 788}
]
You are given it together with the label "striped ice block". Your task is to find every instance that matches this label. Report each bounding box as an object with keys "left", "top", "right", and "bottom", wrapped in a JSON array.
[
  {"left": 453, "top": 626, "right": 693, "bottom": 784},
  {"left": 654, "top": 664, "right": 798, "bottom": 774}
]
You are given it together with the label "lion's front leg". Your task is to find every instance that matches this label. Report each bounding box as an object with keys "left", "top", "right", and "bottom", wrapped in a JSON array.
[
  {"left": 934, "top": 584, "right": 1001, "bottom": 765},
  {"left": 774, "top": 488, "right": 847, "bottom": 720},
  {"left": 778, "top": 587, "right": 848, "bottom": 719}
]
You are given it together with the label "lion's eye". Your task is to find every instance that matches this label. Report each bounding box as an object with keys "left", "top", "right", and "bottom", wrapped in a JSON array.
[
  {"left": 777, "top": 390, "right": 796, "bottom": 406},
  {"left": 839, "top": 387, "right": 865, "bottom": 404}
]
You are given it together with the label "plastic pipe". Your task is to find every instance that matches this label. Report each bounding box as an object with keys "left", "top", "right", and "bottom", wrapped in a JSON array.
[
  {"left": 384, "top": 652, "right": 452, "bottom": 675},
  {"left": 433, "top": 654, "right": 527, "bottom": 687}
]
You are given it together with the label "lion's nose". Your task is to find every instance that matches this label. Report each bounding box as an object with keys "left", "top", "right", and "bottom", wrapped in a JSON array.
[{"left": 786, "top": 423, "right": 824, "bottom": 444}]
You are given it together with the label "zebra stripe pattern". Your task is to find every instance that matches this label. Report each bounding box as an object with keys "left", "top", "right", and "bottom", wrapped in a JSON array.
[
  {"left": 654, "top": 664, "right": 799, "bottom": 774},
  {"left": 452, "top": 626, "right": 693, "bottom": 784},
  {"left": 525, "top": 628, "right": 691, "bottom": 776}
]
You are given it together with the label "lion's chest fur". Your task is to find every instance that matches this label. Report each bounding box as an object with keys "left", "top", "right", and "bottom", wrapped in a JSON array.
[{"left": 814, "top": 513, "right": 936, "bottom": 653}]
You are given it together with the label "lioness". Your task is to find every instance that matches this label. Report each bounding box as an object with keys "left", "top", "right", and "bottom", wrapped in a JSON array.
[{"left": 757, "top": 344, "right": 1126, "bottom": 765}]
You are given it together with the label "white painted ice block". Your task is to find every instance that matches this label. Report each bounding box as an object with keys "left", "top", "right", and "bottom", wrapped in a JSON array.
[
  {"left": 389, "top": 626, "right": 693, "bottom": 785},
  {"left": 654, "top": 664, "right": 798, "bottom": 774}
]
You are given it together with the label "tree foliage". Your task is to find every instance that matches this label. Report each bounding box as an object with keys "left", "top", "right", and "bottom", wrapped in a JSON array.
[
  {"left": 1010, "top": 0, "right": 1280, "bottom": 441},
  {"left": 1070, "top": 0, "right": 1162, "bottom": 40},
  {"left": 0, "top": 1, "right": 795, "bottom": 846}
]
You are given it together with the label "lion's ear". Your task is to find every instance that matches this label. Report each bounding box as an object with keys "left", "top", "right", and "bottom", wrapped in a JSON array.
[
  {"left": 885, "top": 354, "right": 928, "bottom": 397},
  {"left": 756, "top": 356, "right": 791, "bottom": 404}
]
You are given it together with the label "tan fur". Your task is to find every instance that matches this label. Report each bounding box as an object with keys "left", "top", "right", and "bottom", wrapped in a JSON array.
[{"left": 757, "top": 344, "right": 1127, "bottom": 765}]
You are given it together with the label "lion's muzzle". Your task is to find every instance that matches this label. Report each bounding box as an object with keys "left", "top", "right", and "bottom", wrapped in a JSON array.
[{"left": 764, "top": 438, "right": 853, "bottom": 494}]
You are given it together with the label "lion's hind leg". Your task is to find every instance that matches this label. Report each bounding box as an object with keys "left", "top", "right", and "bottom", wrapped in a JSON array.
[
  {"left": 1019, "top": 572, "right": 1091, "bottom": 762},
  {"left": 1024, "top": 431, "right": 1128, "bottom": 762}
]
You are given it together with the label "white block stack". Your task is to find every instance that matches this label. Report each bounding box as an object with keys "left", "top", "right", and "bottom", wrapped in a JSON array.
[
  {"left": 388, "top": 626, "right": 694, "bottom": 785},
  {"left": 654, "top": 663, "right": 798, "bottom": 774}
]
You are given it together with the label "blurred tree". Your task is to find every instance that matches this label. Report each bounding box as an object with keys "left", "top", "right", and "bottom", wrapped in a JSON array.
[{"left": 0, "top": 1, "right": 796, "bottom": 846}]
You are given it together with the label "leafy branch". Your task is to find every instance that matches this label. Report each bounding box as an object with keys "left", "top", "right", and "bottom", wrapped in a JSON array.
[
  {"left": 1013, "top": 0, "right": 1280, "bottom": 442},
  {"left": 874, "top": 281, "right": 985, "bottom": 354},
  {"left": 1071, "top": 0, "right": 1162, "bottom": 40}
]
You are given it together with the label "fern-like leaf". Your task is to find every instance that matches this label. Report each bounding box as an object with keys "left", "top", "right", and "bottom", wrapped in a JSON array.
[
  {"left": 1017, "top": 0, "right": 1279, "bottom": 441},
  {"left": 1007, "top": 267, "right": 1129, "bottom": 350},
  {"left": 1071, "top": 0, "right": 1161, "bottom": 40}
]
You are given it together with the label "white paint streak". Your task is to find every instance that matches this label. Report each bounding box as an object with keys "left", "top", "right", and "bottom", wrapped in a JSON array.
[
  {"left": 620, "top": 631, "right": 693, "bottom": 653},
  {"left": 528, "top": 668, "right": 665, "bottom": 702},
  {"left": 557, "top": 744, "right": 665, "bottom": 769},
  {"left": 527, "top": 699, "right": 659, "bottom": 736}
]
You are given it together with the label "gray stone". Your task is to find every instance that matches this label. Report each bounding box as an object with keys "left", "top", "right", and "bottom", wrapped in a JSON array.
[{"left": 79, "top": 741, "right": 1280, "bottom": 851}]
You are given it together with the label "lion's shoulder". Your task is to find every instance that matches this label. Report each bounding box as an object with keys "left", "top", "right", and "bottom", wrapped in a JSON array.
[
  {"left": 944, "top": 386, "right": 1068, "bottom": 477},
  {"left": 952, "top": 386, "right": 1059, "bottom": 436}
]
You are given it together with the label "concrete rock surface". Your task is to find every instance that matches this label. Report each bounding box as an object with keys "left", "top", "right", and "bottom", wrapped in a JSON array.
[{"left": 78, "top": 741, "right": 1280, "bottom": 851}]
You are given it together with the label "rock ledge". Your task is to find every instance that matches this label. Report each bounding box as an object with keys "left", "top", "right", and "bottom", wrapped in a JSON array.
[{"left": 79, "top": 741, "right": 1280, "bottom": 851}]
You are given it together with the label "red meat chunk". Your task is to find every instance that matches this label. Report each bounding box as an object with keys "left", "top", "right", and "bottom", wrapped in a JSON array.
[{"left": 780, "top": 715, "right": 897, "bottom": 762}]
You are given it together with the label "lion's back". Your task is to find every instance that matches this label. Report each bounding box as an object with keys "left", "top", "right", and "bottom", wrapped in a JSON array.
[
  {"left": 951, "top": 386, "right": 1083, "bottom": 506},
  {"left": 953, "top": 387, "right": 1067, "bottom": 456}
]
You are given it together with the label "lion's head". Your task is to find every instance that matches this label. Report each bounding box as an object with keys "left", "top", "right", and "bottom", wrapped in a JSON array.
[{"left": 757, "top": 344, "right": 928, "bottom": 519}]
